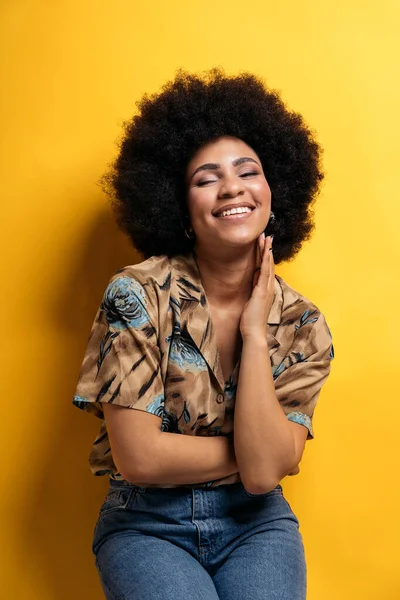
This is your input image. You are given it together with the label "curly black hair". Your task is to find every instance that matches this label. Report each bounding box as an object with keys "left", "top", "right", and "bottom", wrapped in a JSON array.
[{"left": 101, "top": 68, "right": 324, "bottom": 264}]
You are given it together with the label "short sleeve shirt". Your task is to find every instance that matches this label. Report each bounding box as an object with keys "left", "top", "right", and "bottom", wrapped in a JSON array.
[{"left": 73, "top": 251, "right": 334, "bottom": 488}]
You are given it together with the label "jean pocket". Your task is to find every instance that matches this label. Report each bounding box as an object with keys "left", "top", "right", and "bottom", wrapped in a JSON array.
[
  {"left": 98, "top": 486, "right": 135, "bottom": 517},
  {"left": 241, "top": 483, "right": 283, "bottom": 499}
]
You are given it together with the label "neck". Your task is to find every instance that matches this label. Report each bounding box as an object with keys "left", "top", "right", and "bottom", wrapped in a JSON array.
[{"left": 193, "top": 242, "right": 258, "bottom": 307}]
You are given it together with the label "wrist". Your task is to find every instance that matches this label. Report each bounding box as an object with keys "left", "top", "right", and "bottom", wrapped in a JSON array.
[{"left": 241, "top": 333, "right": 269, "bottom": 348}]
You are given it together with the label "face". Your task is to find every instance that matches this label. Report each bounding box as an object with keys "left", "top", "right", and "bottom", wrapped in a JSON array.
[{"left": 186, "top": 136, "right": 271, "bottom": 251}]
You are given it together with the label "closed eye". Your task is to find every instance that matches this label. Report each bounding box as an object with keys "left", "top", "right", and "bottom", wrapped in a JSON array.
[
  {"left": 196, "top": 179, "right": 217, "bottom": 187},
  {"left": 196, "top": 171, "right": 258, "bottom": 186}
]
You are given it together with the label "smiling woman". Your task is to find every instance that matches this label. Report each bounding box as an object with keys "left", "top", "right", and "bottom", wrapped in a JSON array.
[
  {"left": 73, "top": 68, "right": 334, "bottom": 600},
  {"left": 185, "top": 136, "right": 271, "bottom": 254},
  {"left": 101, "top": 68, "right": 322, "bottom": 264}
]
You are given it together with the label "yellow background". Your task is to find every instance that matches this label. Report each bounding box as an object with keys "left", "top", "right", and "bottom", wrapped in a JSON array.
[{"left": 1, "top": 1, "right": 399, "bottom": 598}]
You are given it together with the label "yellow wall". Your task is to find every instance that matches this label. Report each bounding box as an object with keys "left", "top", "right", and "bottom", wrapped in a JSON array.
[{"left": 1, "top": 1, "right": 399, "bottom": 598}]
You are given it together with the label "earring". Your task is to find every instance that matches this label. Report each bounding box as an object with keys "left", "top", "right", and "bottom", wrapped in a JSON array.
[
  {"left": 184, "top": 228, "right": 195, "bottom": 239},
  {"left": 269, "top": 211, "right": 276, "bottom": 224}
]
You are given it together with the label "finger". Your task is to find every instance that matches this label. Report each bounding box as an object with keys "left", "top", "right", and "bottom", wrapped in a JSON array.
[
  {"left": 257, "top": 235, "right": 273, "bottom": 286},
  {"left": 258, "top": 233, "right": 265, "bottom": 266},
  {"left": 268, "top": 239, "right": 275, "bottom": 291},
  {"left": 252, "top": 270, "right": 260, "bottom": 288},
  {"left": 260, "top": 241, "right": 271, "bottom": 286},
  {"left": 253, "top": 233, "right": 265, "bottom": 287}
]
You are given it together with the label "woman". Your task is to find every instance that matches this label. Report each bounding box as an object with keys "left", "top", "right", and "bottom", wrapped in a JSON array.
[{"left": 73, "top": 68, "right": 334, "bottom": 600}]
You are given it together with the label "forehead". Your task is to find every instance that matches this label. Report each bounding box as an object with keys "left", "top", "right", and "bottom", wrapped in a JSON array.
[{"left": 188, "top": 136, "right": 260, "bottom": 168}]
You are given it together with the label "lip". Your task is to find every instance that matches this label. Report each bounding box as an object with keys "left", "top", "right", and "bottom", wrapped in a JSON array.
[{"left": 213, "top": 202, "right": 256, "bottom": 218}]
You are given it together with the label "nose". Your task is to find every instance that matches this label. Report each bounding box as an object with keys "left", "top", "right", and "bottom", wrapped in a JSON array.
[{"left": 218, "top": 173, "right": 245, "bottom": 198}]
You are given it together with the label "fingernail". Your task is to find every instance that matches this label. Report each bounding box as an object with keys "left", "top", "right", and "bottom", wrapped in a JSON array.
[
  {"left": 270, "top": 234, "right": 274, "bottom": 244},
  {"left": 261, "top": 232, "right": 265, "bottom": 240}
]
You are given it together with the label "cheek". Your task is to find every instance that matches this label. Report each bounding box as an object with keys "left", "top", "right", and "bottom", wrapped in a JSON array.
[
  {"left": 186, "top": 190, "right": 198, "bottom": 216},
  {"left": 187, "top": 189, "right": 214, "bottom": 216},
  {"left": 251, "top": 180, "right": 271, "bottom": 202}
]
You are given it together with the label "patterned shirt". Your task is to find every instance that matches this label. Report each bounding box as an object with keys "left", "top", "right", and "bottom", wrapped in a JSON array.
[{"left": 73, "top": 251, "right": 334, "bottom": 488}]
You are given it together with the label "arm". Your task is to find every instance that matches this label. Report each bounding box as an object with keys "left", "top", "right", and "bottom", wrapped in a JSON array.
[
  {"left": 234, "top": 234, "right": 308, "bottom": 494},
  {"left": 234, "top": 336, "right": 308, "bottom": 494},
  {"left": 74, "top": 272, "right": 238, "bottom": 486},
  {"left": 103, "top": 404, "right": 238, "bottom": 485}
]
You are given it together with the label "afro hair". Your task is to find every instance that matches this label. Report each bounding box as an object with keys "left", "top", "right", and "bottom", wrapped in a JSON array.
[{"left": 102, "top": 68, "right": 324, "bottom": 264}]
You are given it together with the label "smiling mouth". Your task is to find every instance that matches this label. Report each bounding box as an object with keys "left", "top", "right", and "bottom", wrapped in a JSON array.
[{"left": 215, "top": 207, "right": 255, "bottom": 220}]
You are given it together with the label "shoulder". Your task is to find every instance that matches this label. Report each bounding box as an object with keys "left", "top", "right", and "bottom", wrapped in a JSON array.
[
  {"left": 106, "top": 254, "right": 175, "bottom": 298},
  {"left": 107, "top": 252, "right": 198, "bottom": 298},
  {"left": 102, "top": 255, "right": 174, "bottom": 323},
  {"left": 276, "top": 274, "right": 324, "bottom": 320},
  {"left": 275, "top": 275, "right": 333, "bottom": 353},
  {"left": 108, "top": 254, "right": 173, "bottom": 287}
]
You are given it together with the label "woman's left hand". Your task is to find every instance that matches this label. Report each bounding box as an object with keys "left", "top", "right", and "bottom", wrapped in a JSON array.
[{"left": 239, "top": 234, "right": 275, "bottom": 340}]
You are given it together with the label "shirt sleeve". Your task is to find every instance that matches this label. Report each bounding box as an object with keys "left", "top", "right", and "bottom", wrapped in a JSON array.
[
  {"left": 72, "top": 273, "right": 165, "bottom": 421},
  {"left": 272, "top": 310, "right": 334, "bottom": 439}
]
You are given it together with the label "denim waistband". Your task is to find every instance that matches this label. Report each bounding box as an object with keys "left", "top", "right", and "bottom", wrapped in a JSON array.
[
  {"left": 109, "top": 478, "right": 240, "bottom": 490},
  {"left": 108, "top": 477, "right": 283, "bottom": 493}
]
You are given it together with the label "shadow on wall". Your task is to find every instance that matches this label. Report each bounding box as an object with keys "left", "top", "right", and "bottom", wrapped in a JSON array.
[{"left": 22, "top": 208, "right": 140, "bottom": 600}]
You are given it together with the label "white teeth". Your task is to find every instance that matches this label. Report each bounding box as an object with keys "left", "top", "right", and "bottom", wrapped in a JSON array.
[{"left": 218, "top": 206, "right": 252, "bottom": 217}]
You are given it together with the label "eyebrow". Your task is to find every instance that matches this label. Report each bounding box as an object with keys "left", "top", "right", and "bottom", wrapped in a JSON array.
[{"left": 189, "top": 156, "right": 260, "bottom": 180}]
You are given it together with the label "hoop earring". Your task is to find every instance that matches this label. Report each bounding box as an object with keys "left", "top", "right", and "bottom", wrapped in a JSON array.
[{"left": 184, "top": 228, "right": 195, "bottom": 239}]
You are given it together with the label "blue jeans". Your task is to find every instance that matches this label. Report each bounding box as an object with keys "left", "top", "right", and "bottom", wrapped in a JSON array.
[{"left": 92, "top": 479, "right": 306, "bottom": 599}]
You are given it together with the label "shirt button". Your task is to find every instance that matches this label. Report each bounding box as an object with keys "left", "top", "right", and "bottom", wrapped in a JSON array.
[{"left": 216, "top": 393, "right": 224, "bottom": 403}]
